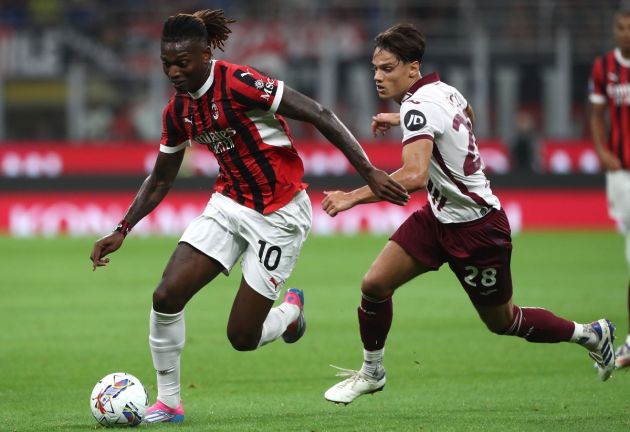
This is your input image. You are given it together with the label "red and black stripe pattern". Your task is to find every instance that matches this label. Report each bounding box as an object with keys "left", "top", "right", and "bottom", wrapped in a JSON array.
[
  {"left": 591, "top": 49, "right": 630, "bottom": 169},
  {"left": 160, "top": 60, "right": 305, "bottom": 214}
]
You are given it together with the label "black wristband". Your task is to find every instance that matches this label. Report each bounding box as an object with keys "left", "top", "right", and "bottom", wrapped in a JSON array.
[{"left": 114, "top": 220, "right": 132, "bottom": 237}]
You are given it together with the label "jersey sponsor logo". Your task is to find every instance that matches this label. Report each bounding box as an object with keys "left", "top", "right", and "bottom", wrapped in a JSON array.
[
  {"left": 403, "top": 110, "right": 426, "bottom": 131},
  {"left": 240, "top": 69, "right": 253, "bottom": 78},
  {"left": 606, "top": 83, "right": 630, "bottom": 105},
  {"left": 195, "top": 127, "right": 237, "bottom": 154}
]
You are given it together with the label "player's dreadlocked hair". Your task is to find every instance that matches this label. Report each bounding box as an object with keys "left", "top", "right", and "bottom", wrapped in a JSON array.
[
  {"left": 374, "top": 24, "right": 425, "bottom": 64},
  {"left": 161, "top": 9, "right": 236, "bottom": 52}
]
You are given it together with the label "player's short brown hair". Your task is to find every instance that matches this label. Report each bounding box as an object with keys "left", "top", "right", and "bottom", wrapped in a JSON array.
[{"left": 374, "top": 24, "right": 425, "bottom": 63}]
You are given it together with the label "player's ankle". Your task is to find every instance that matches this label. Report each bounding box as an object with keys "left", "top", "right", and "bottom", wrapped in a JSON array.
[
  {"left": 157, "top": 395, "right": 181, "bottom": 409},
  {"left": 571, "top": 322, "right": 599, "bottom": 350}
]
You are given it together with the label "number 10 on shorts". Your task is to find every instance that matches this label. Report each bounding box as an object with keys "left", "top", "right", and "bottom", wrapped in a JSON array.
[{"left": 257, "top": 240, "right": 282, "bottom": 271}]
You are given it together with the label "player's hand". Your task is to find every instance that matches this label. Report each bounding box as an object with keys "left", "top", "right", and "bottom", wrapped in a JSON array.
[
  {"left": 90, "top": 232, "right": 125, "bottom": 271},
  {"left": 365, "top": 169, "right": 409, "bottom": 206},
  {"left": 371, "top": 112, "right": 401, "bottom": 137},
  {"left": 599, "top": 149, "right": 622, "bottom": 171},
  {"left": 322, "top": 191, "right": 356, "bottom": 217}
]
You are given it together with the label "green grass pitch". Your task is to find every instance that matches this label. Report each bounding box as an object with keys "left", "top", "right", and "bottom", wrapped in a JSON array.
[{"left": 1, "top": 231, "right": 629, "bottom": 431}]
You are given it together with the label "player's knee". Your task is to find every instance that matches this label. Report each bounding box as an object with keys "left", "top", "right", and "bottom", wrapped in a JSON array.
[
  {"left": 485, "top": 320, "right": 509, "bottom": 335},
  {"left": 361, "top": 274, "right": 393, "bottom": 300},
  {"left": 226, "top": 329, "right": 259, "bottom": 351},
  {"left": 152, "top": 285, "right": 185, "bottom": 314},
  {"left": 480, "top": 312, "right": 514, "bottom": 335}
]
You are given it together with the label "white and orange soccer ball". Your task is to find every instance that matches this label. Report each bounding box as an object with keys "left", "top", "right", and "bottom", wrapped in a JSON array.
[{"left": 90, "top": 372, "right": 149, "bottom": 427}]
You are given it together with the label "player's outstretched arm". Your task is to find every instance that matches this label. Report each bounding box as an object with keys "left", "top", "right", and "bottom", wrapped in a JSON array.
[
  {"left": 322, "top": 139, "right": 432, "bottom": 217},
  {"left": 276, "top": 86, "right": 408, "bottom": 206},
  {"left": 90, "top": 150, "right": 185, "bottom": 270}
]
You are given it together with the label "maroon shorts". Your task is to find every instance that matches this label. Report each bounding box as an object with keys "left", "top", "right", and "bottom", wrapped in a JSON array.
[{"left": 390, "top": 204, "right": 513, "bottom": 306}]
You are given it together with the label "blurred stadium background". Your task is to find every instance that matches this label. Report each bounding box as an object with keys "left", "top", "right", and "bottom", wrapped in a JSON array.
[
  {"left": 0, "top": 0, "right": 623, "bottom": 236},
  {"left": 4, "top": 3, "right": 630, "bottom": 430}
]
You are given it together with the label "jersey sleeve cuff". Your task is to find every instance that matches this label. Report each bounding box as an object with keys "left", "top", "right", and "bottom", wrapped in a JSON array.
[
  {"left": 589, "top": 94, "right": 606, "bottom": 104},
  {"left": 160, "top": 140, "right": 191, "bottom": 153},
  {"left": 402, "top": 133, "right": 433, "bottom": 146},
  {"left": 269, "top": 81, "right": 284, "bottom": 113}
]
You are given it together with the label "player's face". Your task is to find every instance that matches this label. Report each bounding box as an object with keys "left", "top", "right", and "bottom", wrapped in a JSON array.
[
  {"left": 160, "top": 39, "right": 212, "bottom": 93},
  {"left": 372, "top": 48, "right": 420, "bottom": 103},
  {"left": 614, "top": 14, "right": 630, "bottom": 52}
]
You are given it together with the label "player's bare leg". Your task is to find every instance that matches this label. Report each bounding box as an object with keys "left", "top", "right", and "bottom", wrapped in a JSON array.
[
  {"left": 226, "top": 278, "right": 274, "bottom": 351},
  {"left": 325, "top": 241, "right": 430, "bottom": 404},
  {"left": 146, "top": 242, "right": 224, "bottom": 423},
  {"left": 227, "top": 277, "right": 305, "bottom": 350}
]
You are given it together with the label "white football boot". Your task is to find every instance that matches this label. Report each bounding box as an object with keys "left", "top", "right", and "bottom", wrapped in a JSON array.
[
  {"left": 587, "top": 319, "right": 616, "bottom": 381},
  {"left": 324, "top": 366, "right": 386, "bottom": 405}
]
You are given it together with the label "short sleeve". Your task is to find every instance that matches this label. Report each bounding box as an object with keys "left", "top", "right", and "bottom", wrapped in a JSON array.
[
  {"left": 589, "top": 57, "right": 606, "bottom": 105},
  {"left": 159, "top": 97, "right": 191, "bottom": 153},
  {"left": 228, "top": 65, "right": 284, "bottom": 113},
  {"left": 400, "top": 100, "right": 445, "bottom": 146}
]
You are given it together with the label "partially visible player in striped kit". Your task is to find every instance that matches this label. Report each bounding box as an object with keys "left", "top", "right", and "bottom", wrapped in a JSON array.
[
  {"left": 89, "top": 9, "right": 409, "bottom": 423},
  {"left": 323, "top": 23, "right": 617, "bottom": 405},
  {"left": 590, "top": 7, "right": 630, "bottom": 370}
]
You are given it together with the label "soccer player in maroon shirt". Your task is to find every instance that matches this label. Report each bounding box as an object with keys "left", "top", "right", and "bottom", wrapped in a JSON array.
[
  {"left": 89, "top": 9, "right": 408, "bottom": 423},
  {"left": 590, "top": 8, "right": 630, "bottom": 370},
  {"left": 322, "top": 23, "right": 616, "bottom": 405}
]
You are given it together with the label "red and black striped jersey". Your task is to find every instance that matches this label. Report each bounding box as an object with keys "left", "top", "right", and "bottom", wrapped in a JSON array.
[
  {"left": 589, "top": 48, "right": 630, "bottom": 169},
  {"left": 160, "top": 59, "right": 306, "bottom": 214}
]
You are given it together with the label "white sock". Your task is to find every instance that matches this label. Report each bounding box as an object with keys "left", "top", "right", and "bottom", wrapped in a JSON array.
[
  {"left": 149, "top": 309, "right": 185, "bottom": 408},
  {"left": 626, "top": 334, "right": 630, "bottom": 345},
  {"left": 571, "top": 322, "right": 598, "bottom": 350},
  {"left": 258, "top": 303, "right": 299, "bottom": 347},
  {"left": 361, "top": 348, "right": 384, "bottom": 377}
]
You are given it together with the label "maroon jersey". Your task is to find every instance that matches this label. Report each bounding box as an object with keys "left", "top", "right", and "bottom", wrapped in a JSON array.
[
  {"left": 160, "top": 59, "right": 306, "bottom": 214},
  {"left": 589, "top": 48, "right": 630, "bottom": 169}
]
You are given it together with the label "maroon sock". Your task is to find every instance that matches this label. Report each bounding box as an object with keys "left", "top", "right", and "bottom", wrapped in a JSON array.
[
  {"left": 358, "top": 295, "right": 393, "bottom": 350},
  {"left": 502, "top": 305, "right": 574, "bottom": 343}
]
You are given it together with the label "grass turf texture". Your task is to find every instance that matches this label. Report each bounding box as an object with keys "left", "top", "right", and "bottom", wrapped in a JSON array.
[{"left": 1, "top": 231, "right": 629, "bottom": 431}]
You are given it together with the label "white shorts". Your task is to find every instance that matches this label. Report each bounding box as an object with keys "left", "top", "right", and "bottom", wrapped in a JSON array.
[
  {"left": 179, "top": 191, "right": 312, "bottom": 300},
  {"left": 606, "top": 170, "right": 630, "bottom": 230}
]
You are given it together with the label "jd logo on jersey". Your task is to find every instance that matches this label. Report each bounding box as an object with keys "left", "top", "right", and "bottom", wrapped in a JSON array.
[{"left": 404, "top": 110, "right": 426, "bottom": 131}]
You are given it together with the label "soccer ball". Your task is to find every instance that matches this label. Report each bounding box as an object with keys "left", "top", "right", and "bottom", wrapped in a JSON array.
[{"left": 90, "top": 372, "right": 149, "bottom": 427}]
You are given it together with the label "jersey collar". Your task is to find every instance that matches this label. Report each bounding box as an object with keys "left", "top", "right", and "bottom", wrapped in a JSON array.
[
  {"left": 614, "top": 48, "right": 630, "bottom": 68},
  {"left": 189, "top": 60, "right": 216, "bottom": 99},
  {"left": 402, "top": 72, "right": 440, "bottom": 102}
]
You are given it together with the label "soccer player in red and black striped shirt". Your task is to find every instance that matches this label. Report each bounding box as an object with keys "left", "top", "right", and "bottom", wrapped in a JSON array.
[
  {"left": 89, "top": 9, "right": 408, "bottom": 423},
  {"left": 590, "top": 8, "right": 630, "bottom": 370}
]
